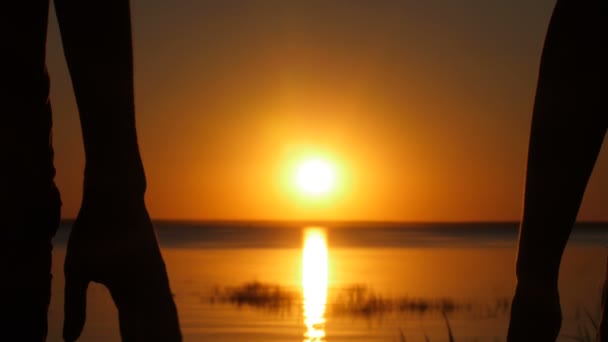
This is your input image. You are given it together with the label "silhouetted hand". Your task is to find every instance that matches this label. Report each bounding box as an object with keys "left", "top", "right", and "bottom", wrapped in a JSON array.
[{"left": 63, "top": 197, "right": 181, "bottom": 342}]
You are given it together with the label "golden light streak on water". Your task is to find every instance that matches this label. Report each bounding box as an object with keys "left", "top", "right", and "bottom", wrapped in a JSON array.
[{"left": 302, "top": 227, "right": 329, "bottom": 342}]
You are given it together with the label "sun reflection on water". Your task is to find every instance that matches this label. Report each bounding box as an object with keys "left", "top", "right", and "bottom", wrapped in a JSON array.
[{"left": 302, "top": 227, "right": 329, "bottom": 341}]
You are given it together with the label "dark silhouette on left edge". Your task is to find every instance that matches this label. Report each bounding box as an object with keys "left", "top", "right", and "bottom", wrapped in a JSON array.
[{"left": 0, "top": 1, "right": 181, "bottom": 341}]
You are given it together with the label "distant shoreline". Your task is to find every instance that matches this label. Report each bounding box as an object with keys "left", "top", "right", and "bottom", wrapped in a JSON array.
[{"left": 53, "top": 220, "right": 608, "bottom": 249}]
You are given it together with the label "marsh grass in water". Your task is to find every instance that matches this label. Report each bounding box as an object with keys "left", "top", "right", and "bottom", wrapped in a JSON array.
[
  {"left": 395, "top": 306, "right": 600, "bottom": 342},
  {"left": 333, "top": 284, "right": 471, "bottom": 317},
  {"left": 208, "top": 281, "right": 509, "bottom": 318},
  {"left": 208, "top": 282, "right": 600, "bottom": 341},
  {"left": 211, "top": 281, "right": 297, "bottom": 313},
  {"left": 398, "top": 311, "right": 454, "bottom": 342},
  {"left": 561, "top": 307, "right": 599, "bottom": 342}
]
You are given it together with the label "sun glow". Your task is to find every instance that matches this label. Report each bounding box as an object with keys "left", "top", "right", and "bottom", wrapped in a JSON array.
[
  {"left": 302, "top": 228, "right": 329, "bottom": 341},
  {"left": 296, "top": 159, "right": 336, "bottom": 196}
]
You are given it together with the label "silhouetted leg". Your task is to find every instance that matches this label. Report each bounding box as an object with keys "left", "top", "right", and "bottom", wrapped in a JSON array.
[
  {"left": 601, "top": 256, "right": 608, "bottom": 341},
  {"left": 0, "top": 1, "right": 61, "bottom": 341},
  {"left": 508, "top": 1, "right": 607, "bottom": 341}
]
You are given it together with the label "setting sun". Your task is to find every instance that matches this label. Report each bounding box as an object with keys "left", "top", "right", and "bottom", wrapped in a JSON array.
[{"left": 296, "top": 159, "right": 336, "bottom": 196}]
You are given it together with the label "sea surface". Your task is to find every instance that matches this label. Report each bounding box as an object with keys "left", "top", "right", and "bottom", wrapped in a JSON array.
[{"left": 46, "top": 222, "right": 608, "bottom": 341}]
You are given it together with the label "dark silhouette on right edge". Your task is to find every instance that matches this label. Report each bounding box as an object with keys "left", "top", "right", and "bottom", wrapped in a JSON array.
[{"left": 508, "top": 1, "right": 606, "bottom": 341}]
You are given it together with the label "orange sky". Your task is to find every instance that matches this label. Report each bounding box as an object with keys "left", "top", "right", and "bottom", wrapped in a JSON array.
[{"left": 46, "top": 1, "right": 607, "bottom": 221}]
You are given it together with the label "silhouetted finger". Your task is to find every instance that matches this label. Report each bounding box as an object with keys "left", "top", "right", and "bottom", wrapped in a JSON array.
[{"left": 63, "top": 275, "right": 90, "bottom": 342}]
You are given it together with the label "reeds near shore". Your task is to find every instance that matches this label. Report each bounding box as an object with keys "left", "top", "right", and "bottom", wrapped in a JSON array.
[
  {"left": 211, "top": 281, "right": 297, "bottom": 313},
  {"left": 208, "top": 281, "right": 509, "bottom": 318},
  {"left": 398, "top": 310, "right": 453, "bottom": 342},
  {"left": 208, "top": 281, "right": 599, "bottom": 341}
]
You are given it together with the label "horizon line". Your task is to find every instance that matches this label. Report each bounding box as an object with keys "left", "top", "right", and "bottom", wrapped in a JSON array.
[{"left": 58, "top": 218, "right": 608, "bottom": 225}]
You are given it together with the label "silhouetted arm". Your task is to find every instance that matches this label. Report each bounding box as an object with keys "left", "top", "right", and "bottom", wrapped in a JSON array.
[
  {"left": 54, "top": 0, "right": 144, "bottom": 203},
  {"left": 54, "top": 1, "right": 181, "bottom": 341}
]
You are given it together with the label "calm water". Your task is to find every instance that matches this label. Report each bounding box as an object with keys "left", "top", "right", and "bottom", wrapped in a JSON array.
[{"left": 46, "top": 222, "right": 608, "bottom": 341}]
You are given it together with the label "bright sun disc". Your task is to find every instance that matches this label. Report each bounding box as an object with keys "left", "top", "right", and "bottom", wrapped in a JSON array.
[{"left": 296, "top": 159, "right": 336, "bottom": 195}]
